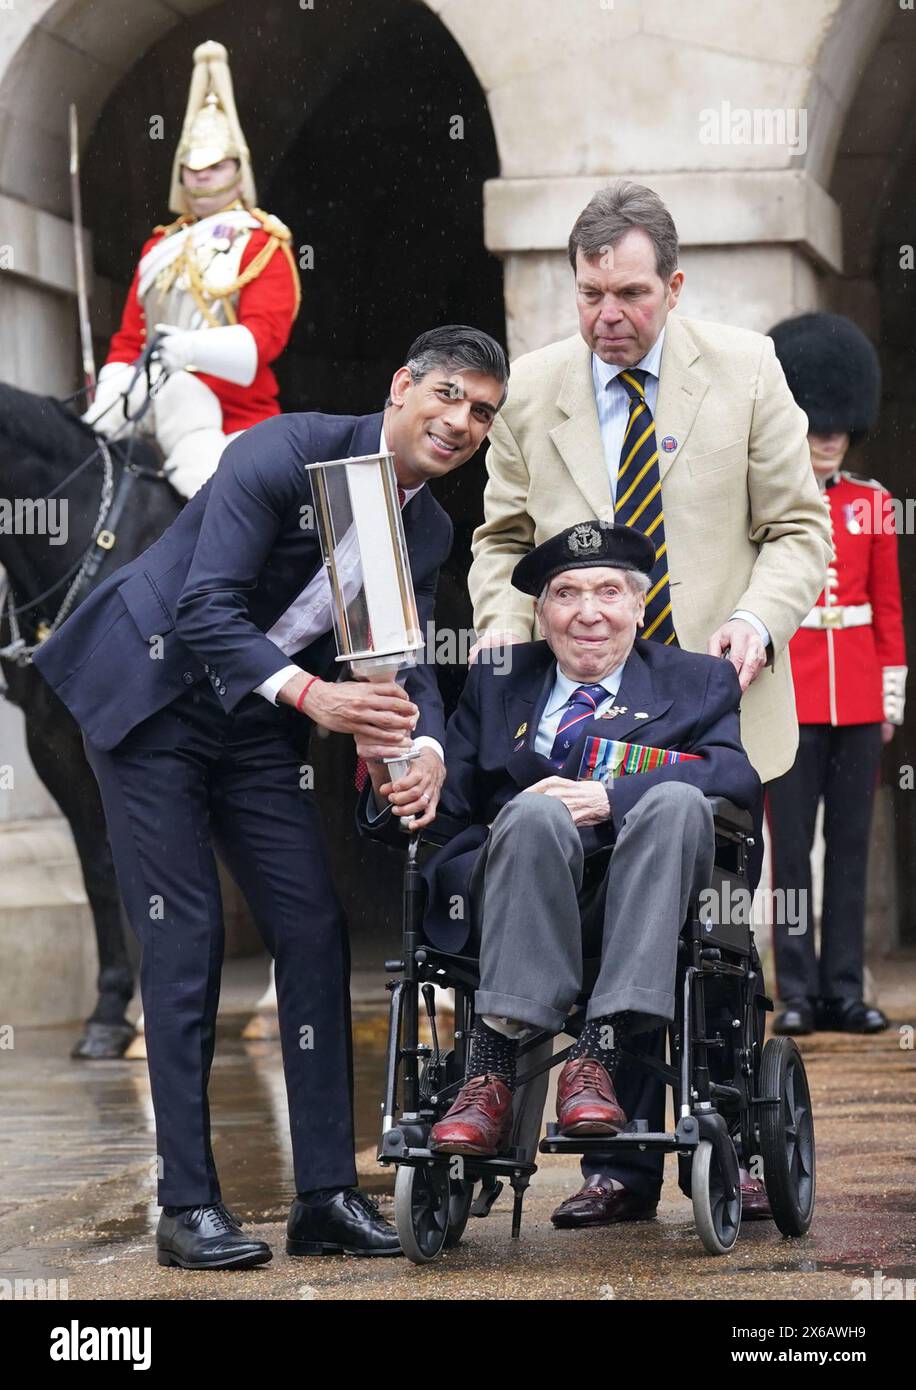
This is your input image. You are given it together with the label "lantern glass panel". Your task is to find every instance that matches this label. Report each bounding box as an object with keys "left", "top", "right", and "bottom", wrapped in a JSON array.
[{"left": 305, "top": 451, "right": 422, "bottom": 663}]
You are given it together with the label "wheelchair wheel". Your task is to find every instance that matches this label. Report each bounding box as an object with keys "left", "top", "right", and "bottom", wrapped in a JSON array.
[
  {"left": 394, "top": 1163, "right": 450, "bottom": 1264},
  {"left": 758, "top": 1037, "right": 815, "bottom": 1236},
  {"left": 443, "top": 1179, "right": 474, "bottom": 1248},
  {"left": 692, "top": 1139, "right": 741, "bottom": 1255}
]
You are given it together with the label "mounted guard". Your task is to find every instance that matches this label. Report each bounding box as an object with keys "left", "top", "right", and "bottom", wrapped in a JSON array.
[{"left": 83, "top": 40, "right": 301, "bottom": 497}]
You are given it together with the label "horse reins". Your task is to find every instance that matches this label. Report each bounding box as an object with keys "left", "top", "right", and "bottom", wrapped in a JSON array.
[{"left": 0, "top": 345, "right": 168, "bottom": 665}]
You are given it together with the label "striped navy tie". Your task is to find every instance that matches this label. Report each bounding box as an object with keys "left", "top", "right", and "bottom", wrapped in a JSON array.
[
  {"left": 615, "top": 368, "right": 678, "bottom": 646},
  {"left": 548, "top": 684, "right": 607, "bottom": 768}
]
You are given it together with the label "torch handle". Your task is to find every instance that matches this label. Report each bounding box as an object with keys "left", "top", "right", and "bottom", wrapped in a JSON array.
[{"left": 386, "top": 754, "right": 418, "bottom": 831}]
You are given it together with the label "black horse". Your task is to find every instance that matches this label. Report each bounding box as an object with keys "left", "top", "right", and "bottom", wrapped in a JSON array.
[{"left": 0, "top": 382, "right": 180, "bottom": 1057}]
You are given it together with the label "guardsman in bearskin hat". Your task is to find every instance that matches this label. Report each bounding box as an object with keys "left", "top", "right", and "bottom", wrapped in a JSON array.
[
  {"left": 767, "top": 313, "right": 907, "bottom": 1035},
  {"left": 84, "top": 41, "right": 300, "bottom": 498}
]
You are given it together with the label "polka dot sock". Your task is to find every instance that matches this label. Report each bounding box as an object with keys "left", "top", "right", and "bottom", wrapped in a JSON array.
[
  {"left": 467, "top": 1020, "right": 518, "bottom": 1089},
  {"left": 568, "top": 1011, "right": 632, "bottom": 1075}
]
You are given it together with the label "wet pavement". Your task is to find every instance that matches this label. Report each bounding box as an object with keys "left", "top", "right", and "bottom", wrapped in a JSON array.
[{"left": 1, "top": 955, "right": 914, "bottom": 1301}]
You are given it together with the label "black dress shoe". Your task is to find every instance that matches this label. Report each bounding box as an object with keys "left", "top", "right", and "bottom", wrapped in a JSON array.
[
  {"left": 287, "top": 1188, "right": 401, "bottom": 1257},
  {"left": 772, "top": 999, "right": 815, "bottom": 1035},
  {"left": 156, "top": 1203, "right": 272, "bottom": 1270},
  {"left": 817, "top": 998, "right": 889, "bottom": 1034}
]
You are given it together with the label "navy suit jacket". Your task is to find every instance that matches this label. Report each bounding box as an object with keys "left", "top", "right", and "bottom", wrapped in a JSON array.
[
  {"left": 363, "top": 637, "right": 762, "bottom": 953},
  {"left": 34, "top": 412, "right": 453, "bottom": 752}
]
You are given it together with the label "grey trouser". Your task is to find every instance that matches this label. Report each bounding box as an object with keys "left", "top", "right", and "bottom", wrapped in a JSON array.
[
  {"left": 474, "top": 782, "right": 715, "bottom": 1036},
  {"left": 471, "top": 783, "right": 715, "bottom": 1167}
]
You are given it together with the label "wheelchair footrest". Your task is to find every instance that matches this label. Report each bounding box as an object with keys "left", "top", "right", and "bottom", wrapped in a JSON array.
[
  {"left": 540, "top": 1124, "right": 688, "bottom": 1156},
  {"left": 380, "top": 1145, "right": 538, "bottom": 1180}
]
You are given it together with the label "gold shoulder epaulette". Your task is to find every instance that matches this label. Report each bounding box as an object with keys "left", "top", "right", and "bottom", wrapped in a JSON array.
[
  {"left": 251, "top": 207, "right": 292, "bottom": 241},
  {"left": 152, "top": 214, "right": 193, "bottom": 238},
  {"left": 840, "top": 470, "right": 884, "bottom": 491}
]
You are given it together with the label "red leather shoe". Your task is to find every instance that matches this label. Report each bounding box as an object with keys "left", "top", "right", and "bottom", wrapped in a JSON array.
[
  {"left": 428, "top": 1074, "right": 513, "bottom": 1156},
  {"left": 739, "top": 1167, "right": 772, "bottom": 1220},
  {"left": 556, "top": 1057, "right": 627, "bottom": 1137},
  {"left": 551, "top": 1176, "right": 658, "bottom": 1228}
]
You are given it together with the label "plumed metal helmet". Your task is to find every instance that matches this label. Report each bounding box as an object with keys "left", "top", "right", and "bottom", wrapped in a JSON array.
[
  {"left": 168, "top": 41, "right": 257, "bottom": 216},
  {"left": 769, "top": 312, "right": 881, "bottom": 445}
]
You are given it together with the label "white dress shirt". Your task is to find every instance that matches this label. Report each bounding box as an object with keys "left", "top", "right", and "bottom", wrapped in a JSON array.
[
  {"left": 592, "top": 329, "right": 665, "bottom": 501},
  {"left": 533, "top": 660, "right": 627, "bottom": 759},
  {"left": 252, "top": 426, "right": 442, "bottom": 763},
  {"left": 591, "top": 327, "right": 770, "bottom": 650}
]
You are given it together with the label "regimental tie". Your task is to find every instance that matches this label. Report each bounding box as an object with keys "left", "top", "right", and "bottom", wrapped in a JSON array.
[
  {"left": 354, "top": 484, "right": 408, "bottom": 793},
  {"left": 549, "top": 684, "right": 608, "bottom": 769},
  {"left": 615, "top": 369, "right": 678, "bottom": 646}
]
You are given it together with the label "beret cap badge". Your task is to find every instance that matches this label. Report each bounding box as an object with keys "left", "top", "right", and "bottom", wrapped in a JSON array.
[{"left": 567, "top": 523, "right": 603, "bottom": 557}]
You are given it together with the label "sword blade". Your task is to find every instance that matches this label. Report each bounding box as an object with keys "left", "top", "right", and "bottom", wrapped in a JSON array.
[{"left": 69, "top": 103, "right": 96, "bottom": 400}]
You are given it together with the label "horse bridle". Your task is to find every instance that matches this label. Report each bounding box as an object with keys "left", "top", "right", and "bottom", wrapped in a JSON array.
[{"left": 0, "top": 348, "right": 167, "bottom": 666}]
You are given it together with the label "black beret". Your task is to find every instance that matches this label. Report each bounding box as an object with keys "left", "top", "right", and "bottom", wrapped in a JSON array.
[
  {"left": 769, "top": 312, "right": 881, "bottom": 443},
  {"left": 512, "top": 521, "right": 656, "bottom": 597}
]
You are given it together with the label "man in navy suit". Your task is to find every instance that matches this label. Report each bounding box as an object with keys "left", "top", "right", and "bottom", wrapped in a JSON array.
[
  {"left": 360, "top": 521, "right": 762, "bottom": 1210},
  {"left": 34, "top": 325, "right": 509, "bottom": 1269}
]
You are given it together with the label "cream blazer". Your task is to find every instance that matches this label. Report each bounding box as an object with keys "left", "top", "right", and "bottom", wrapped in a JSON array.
[{"left": 468, "top": 314, "right": 832, "bottom": 782}]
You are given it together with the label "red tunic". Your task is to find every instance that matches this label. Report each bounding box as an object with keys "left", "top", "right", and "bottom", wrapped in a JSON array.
[
  {"left": 789, "top": 473, "right": 906, "bottom": 725},
  {"left": 105, "top": 225, "right": 298, "bottom": 434}
]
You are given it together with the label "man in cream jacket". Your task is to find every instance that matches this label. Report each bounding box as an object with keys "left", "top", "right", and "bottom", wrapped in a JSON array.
[{"left": 468, "top": 180, "right": 831, "bottom": 1230}]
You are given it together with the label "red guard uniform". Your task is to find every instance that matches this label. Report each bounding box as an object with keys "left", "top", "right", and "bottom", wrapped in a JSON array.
[
  {"left": 766, "top": 311, "right": 907, "bottom": 1032},
  {"left": 789, "top": 472, "right": 906, "bottom": 726},
  {"left": 82, "top": 42, "right": 300, "bottom": 498},
  {"left": 767, "top": 472, "right": 907, "bottom": 1023},
  {"left": 106, "top": 210, "right": 300, "bottom": 435}
]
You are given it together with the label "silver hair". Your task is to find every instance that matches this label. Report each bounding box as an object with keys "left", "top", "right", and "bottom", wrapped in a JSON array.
[{"left": 535, "top": 567, "right": 650, "bottom": 610}]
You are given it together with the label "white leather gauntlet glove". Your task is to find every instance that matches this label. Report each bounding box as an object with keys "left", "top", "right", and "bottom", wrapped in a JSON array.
[
  {"left": 153, "top": 323, "right": 258, "bottom": 387},
  {"left": 82, "top": 360, "right": 157, "bottom": 436}
]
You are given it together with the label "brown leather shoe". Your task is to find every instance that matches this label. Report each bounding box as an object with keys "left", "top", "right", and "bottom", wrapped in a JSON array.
[
  {"left": 556, "top": 1057, "right": 627, "bottom": 1137},
  {"left": 551, "top": 1175, "right": 658, "bottom": 1228},
  {"left": 739, "top": 1167, "right": 772, "bottom": 1221},
  {"left": 428, "top": 1073, "right": 513, "bottom": 1156}
]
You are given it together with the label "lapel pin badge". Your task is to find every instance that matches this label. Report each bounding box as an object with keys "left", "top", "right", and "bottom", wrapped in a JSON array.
[
  {"left": 635, "top": 711, "right": 649, "bottom": 719},
  {"left": 514, "top": 722, "right": 528, "bottom": 739},
  {"left": 661, "top": 436, "right": 678, "bottom": 453}
]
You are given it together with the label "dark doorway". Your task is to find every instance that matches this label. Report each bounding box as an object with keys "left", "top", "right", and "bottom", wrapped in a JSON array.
[{"left": 81, "top": 0, "right": 504, "bottom": 951}]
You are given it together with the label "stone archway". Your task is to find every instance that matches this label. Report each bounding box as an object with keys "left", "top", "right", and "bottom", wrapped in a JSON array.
[{"left": 10, "top": 0, "right": 504, "bottom": 956}]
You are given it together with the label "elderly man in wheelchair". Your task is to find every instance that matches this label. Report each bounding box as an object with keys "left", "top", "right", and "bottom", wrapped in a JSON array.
[{"left": 359, "top": 521, "right": 812, "bottom": 1257}]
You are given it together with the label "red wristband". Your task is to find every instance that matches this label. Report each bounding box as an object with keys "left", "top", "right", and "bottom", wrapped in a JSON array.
[{"left": 296, "top": 675, "right": 319, "bottom": 714}]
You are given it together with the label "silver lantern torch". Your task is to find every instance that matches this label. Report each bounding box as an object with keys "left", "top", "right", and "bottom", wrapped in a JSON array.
[{"left": 305, "top": 450, "right": 424, "bottom": 825}]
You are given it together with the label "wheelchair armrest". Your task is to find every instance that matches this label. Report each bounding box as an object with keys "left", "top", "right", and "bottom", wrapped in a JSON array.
[
  {"left": 361, "top": 805, "right": 470, "bottom": 852},
  {"left": 415, "top": 811, "right": 471, "bottom": 848},
  {"left": 708, "top": 797, "right": 754, "bottom": 837}
]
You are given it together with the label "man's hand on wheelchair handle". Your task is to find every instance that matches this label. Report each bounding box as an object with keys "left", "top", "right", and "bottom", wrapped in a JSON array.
[
  {"left": 706, "top": 618, "right": 767, "bottom": 692},
  {"left": 522, "top": 776, "right": 610, "bottom": 826}
]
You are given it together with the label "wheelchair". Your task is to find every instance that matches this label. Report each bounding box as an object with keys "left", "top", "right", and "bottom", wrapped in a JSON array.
[{"left": 373, "top": 799, "right": 816, "bottom": 1264}]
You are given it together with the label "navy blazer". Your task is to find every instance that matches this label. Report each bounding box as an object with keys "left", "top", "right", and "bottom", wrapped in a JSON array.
[
  {"left": 34, "top": 411, "right": 453, "bottom": 752},
  {"left": 363, "top": 638, "right": 762, "bottom": 953}
]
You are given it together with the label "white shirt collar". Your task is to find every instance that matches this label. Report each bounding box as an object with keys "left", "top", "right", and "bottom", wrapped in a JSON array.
[
  {"left": 380, "top": 424, "right": 424, "bottom": 504},
  {"left": 547, "top": 657, "right": 628, "bottom": 716},
  {"left": 592, "top": 324, "right": 666, "bottom": 393}
]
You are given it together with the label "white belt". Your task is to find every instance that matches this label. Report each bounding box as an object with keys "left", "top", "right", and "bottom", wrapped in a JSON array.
[{"left": 800, "top": 603, "right": 872, "bottom": 630}]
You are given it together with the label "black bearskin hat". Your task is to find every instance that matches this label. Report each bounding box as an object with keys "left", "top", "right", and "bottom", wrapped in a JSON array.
[{"left": 769, "top": 312, "right": 881, "bottom": 444}]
